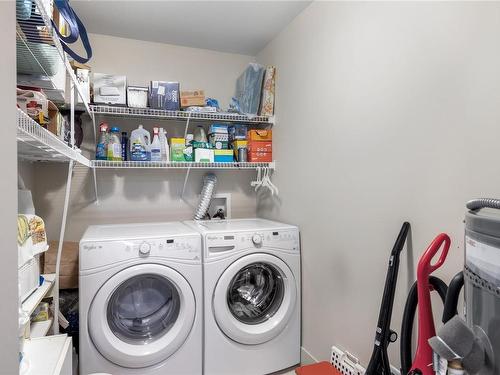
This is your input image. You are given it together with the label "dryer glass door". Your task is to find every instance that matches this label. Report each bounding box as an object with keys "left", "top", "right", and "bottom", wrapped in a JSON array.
[
  {"left": 213, "top": 253, "right": 297, "bottom": 345},
  {"left": 227, "top": 263, "right": 284, "bottom": 324},
  {"left": 107, "top": 274, "right": 180, "bottom": 343},
  {"left": 89, "top": 264, "right": 196, "bottom": 368}
]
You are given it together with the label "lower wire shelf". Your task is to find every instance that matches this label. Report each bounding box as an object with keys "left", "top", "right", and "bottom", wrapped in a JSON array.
[{"left": 91, "top": 160, "right": 275, "bottom": 169}]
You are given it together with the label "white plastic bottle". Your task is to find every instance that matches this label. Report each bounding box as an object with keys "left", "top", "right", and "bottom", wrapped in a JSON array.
[
  {"left": 151, "top": 127, "right": 162, "bottom": 161},
  {"left": 130, "top": 124, "right": 151, "bottom": 161},
  {"left": 159, "top": 128, "right": 170, "bottom": 162}
]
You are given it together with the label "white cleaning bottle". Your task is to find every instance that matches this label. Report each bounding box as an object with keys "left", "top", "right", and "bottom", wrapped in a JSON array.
[
  {"left": 159, "top": 128, "right": 170, "bottom": 162},
  {"left": 130, "top": 124, "right": 151, "bottom": 161},
  {"left": 151, "top": 127, "right": 162, "bottom": 161}
]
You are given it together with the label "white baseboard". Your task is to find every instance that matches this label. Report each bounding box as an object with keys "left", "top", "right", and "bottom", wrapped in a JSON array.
[{"left": 300, "top": 347, "right": 318, "bottom": 365}]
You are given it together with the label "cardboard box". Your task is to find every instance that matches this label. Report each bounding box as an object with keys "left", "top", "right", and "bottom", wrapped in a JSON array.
[
  {"left": 92, "top": 73, "right": 126, "bottom": 105},
  {"left": 228, "top": 125, "right": 248, "bottom": 141},
  {"left": 248, "top": 141, "right": 272, "bottom": 153},
  {"left": 170, "top": 138, "right": 186, "bottom": 162},
  {"left": 248, "top": 129, "right": 272, "bottom": 141},
  {"left": 149, "top": 81, "right": 180, "bottom": 110},
  {"left": 259, "top": 66, "right": 276, "bottom": 116},
  {"left": 180, "top": 90, "right": 205, "bottom": 108},
  {"left": 195, "top": 148, "right": 214, "bottom": 163},
  {"left": 248, "top": 151, "right": 272, "bottom": 163},
  {"left": 127, "top": 86, "right": 148, "bottom": 108},
  {"left": 214, "top": 149, "right": 234, "bottom": 163},
  {"left": 43, "top": 241, "right": 79, "bottom": 289}
]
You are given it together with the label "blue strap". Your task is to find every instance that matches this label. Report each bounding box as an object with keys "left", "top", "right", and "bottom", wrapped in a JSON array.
[{"left": 51, "top": 0, "right": 92, "bottom": 63}]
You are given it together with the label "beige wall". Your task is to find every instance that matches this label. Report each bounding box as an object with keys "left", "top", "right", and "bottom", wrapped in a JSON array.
[
  {"left": 34, "top": 34, "right": 258, "bottom": 241},
  {"left": 2, "top": 1, "right": 19, "bottom": 372},
  {"left": 257, "top": 1, "right": 500, "bottom": 367}
]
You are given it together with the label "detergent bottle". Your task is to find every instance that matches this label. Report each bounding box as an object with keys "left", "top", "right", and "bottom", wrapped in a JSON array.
[
  {"left": 151, "top": 127, "right": 162, "bottom": 161},
  {"left": 96, "top": 122, "right": 109, "bottom": 160},
  {"left": 107, "top": 127, "right": 122, "bottom": 161},
  {"left": 159, "top": 128, "right": 169, "bottom": 162},
  {"left": 130, "top": 125, "right": 151, "bottom": 161}
]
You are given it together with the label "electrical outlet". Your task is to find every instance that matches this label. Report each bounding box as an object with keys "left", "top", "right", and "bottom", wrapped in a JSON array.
[{"left": 331, "top": 346, "right": 366, "bottom": 375}]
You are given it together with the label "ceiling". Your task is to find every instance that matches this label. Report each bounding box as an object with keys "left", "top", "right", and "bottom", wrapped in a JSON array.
[{"left": 72, "top": 1, "right": 311, "bottom": 56}]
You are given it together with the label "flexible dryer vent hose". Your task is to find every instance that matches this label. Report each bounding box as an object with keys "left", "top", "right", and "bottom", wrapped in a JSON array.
[
  {"left": 194, "top": 173, "right": 217, "bottom": 220},
  {"left": 466, "top": 198, "right": 500, "bottom": 211}
]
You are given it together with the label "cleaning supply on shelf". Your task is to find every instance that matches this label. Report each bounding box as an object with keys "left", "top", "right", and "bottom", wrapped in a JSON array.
[
  {"left": 184, "top": 134, "right": 194, "bottom": 162},
  {"left": 214, "top": 149, "right": 233, "bottom": 163},
  {"left": 121, "top": 131, "right": 128, "bottom": 161},
  {"left": 150, "top": 127, "right": 162, "bottom": 161},
  {"left": 171, "top": 138, "right": 186, "bottom": 162},
  {"left": 96, "top": 122, "right": 109, "bottom": 160},
  {"left": 195, "top": 148, "right": 214, "bottom": 162},
  {"left": 159, "top": 128, "right": 169, "bottom": 162},
  {"left": 130, "top": 124, "right": 151, "bottom": 161},
  {"left": 107, "top": 127, "right": 122, "bottom": 161},
  {"left": 194, "top": 125, "right": 208, "bottom": 142}
]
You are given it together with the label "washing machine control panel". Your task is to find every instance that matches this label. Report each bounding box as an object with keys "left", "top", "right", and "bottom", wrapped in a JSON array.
[
  {"left": 206, "top": 229, "right": 299, "bottom": 257},
  {"left": 80, "top": 235, "right": 202, "bottom": 270}
]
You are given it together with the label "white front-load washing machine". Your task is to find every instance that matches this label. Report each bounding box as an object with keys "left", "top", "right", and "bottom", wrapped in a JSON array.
[
  {"left": 79, "top": 222, "right": 202, "bottom": 375},
  {"left": 186, "top": 219, "right": 301, "bottom": 375}
]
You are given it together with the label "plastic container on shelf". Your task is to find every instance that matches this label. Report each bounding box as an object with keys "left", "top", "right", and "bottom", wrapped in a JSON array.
[
  {"left": 130, "top": 125, "right": 151, "bottom": 161},
  {"left": 159, "top": 128, "right": 169, "bottom": 162},
  {"left": 95, "top": 123, "right": 109, "bottom": 160},
  {"left": 121, "top": 132, "right": 128, "bottom": 161},
  {"left": 150, "top": 127, "right": 162, "bottom": 161},
  {"left": 107, "top": 127, "right": 122, "bottom": 161}
]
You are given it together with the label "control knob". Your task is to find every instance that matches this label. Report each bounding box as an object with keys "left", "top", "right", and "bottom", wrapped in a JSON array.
[
  {"left": 139, "top": 242, "right": 151, "bottom": 256},
  {"left": 252, "top": 234, "right": 263, "bottom": 246}
]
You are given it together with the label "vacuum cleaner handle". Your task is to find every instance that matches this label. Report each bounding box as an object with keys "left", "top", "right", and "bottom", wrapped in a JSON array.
[
  {"left": 442, "top": 271, "right": 464, "bottom": 323},
  {"left": 411, "top": 233, "right": 451, "bottom": 375},
  {"left": 417, "top": 233, "right": 451, "bottom": 278},
  {"left": 365, "top": 222, "right": 410, "bottom": 375}
]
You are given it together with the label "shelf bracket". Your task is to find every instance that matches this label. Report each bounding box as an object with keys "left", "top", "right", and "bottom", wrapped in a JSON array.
[
  {"left": 183, "top": 112, "right": 192, "bottom": 139},
  {"left": 92, "top": 167, "right": 99, "bottom": 204},
  {"left": 180, "top": 167, "right": 191, "bottom": 202},
  {"left": 53, "top": 159, "right": 74, "bottom": 334}
]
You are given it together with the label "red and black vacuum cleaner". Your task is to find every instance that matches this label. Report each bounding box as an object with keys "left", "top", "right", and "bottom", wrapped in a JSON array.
[{"left": 400, "top": 233, "right": 452, "bottom": 375}]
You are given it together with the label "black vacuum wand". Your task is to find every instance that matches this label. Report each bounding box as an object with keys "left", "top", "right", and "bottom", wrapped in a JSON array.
[{"left": 365, "top": 222, "right": 410, "bottom": 375}]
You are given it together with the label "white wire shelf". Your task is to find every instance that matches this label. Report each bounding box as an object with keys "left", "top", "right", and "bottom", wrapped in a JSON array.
[
  {"left": 91, "top": 160, "right": 275, "bottom": 169},
  {"left": 16, "top": 0, "right": 93, "bottom": 116},
  {"left": 17, "top": 109, "right": 90, "bottom": 166},
  {"left": 90, "top": 105, "right": 275, "bottom": 125}
]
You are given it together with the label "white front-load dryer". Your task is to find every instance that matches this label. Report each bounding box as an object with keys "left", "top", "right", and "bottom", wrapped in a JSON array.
[
  {"left": 79, "top": 222, "right": 202, "bottom": 375},
  {"left": 186, "top": 219, "right": 301, "bottom": 375}
]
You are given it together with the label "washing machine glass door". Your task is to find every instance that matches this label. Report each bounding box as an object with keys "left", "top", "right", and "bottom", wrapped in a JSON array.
[
  {"left": 89, "top": 263, "right": 196, "bottom": 368},
  {"left": 213, "top": 253, "right": 297, "bottom": 345}
]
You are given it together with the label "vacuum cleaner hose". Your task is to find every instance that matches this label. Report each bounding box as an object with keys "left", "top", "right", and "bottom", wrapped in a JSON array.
[
  {"left": 194, "top": 173, "right": 217, "bottom": 220},
  {"left": 400, "top": 276, "right": 448, "bottom": 375},
  {"left": 466, "top": 198, "right": 500, "bottom": 211}
]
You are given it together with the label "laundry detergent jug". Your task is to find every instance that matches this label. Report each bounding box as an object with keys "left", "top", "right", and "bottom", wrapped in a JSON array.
[{"left": 130, "top": 125, "right": 151, "bottom": 161}]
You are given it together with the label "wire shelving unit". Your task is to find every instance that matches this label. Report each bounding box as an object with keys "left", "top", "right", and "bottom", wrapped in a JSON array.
[
  {"left": 90, "top": 105, "right": 275, "bottom": 125},
  {"left": 91, "top": 160, "right": 275, "bottom": 169},
  {"left": 17, "top": 109, "right": 90, "bottom": 166}
]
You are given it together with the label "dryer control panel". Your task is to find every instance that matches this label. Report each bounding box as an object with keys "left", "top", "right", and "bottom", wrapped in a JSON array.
[
  {"left": 206, "top": 229, "right": 299, "bottom": 257},
  {"left": 80, "top": 235, "right": 201, "bottom": 270}
]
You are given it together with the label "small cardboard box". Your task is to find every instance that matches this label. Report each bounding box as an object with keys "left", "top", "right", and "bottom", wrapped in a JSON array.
[
  {"left": 180, "top": 90, "right": 205, "bottom": 108},
  {"left": 214, "top": 149, "right": 234, "bottom": 163},
  {"left": 149, "top": 81, "right": 180, "bottom": 110},
  {"left": 170, "top": 138, "right": 186, "bottom": 162},
  {"left": 92, "top": 73, "right": 126, "bottom": 105},
  {"left": 248, "top": 151, "right": 272, "bottom": 163},
  {"left": 195, "top": 148, "right": 214, "bottom": 163},
  {"left": 248, "top": 140, "right": 272, "bottom": 153},
  {"left": 127, "top": 86, "right": 148, "bottom": 108},
  {"left": 248, "top": 129, "right": 272, "bottom": 141},
  {"left": 43, "top": 241, "right": 79, "bottom": 289}
]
